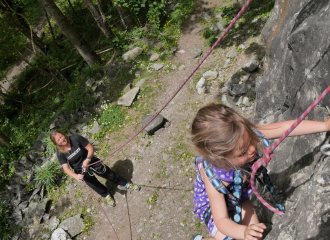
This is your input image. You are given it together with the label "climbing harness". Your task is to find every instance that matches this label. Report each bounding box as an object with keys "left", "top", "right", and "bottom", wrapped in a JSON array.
[
  {"left": 88, "top": 161, "right": 107, "bottom": 175},
  {"left": 202, "top": 130, "right": 284, "bottom": 240},
  {"left": 203, "top": 160, "right": 243, "bottom": 240},
  {"left": 251, "top": 84, "right": 330, "bottom": 216}
]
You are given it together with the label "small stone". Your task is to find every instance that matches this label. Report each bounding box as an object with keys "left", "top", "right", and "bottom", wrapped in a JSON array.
[
  {"left": 236, "top": 96, "right": 244, "bottom": 106},
  {"left": 118, "top": 87, "right": 140, "bottom": 107},
  {"left": 242, "top": 97, "right": 252, "bottom": 107},
  {"left": 241, "top": 58, "right": 259, "bottom": 72},
  {"left": 191, "top": 48, "right": 203, "bottom": 59},
  {"left": 214, "top": 12, "right": 222, "bottom": 19},
  {"left": 203, "top": 70, "right": 218, "bottom": 80},
  {"left": 122, "top": 47, "right": 143, "bottom": 61},
  {"left": 178, "top": 65, "right": 185, "bottom": 71},
  {"left": 135, "top": 78, "right": 147, "bottom": 88},
  {"left": 201, "top": 12, "right": 212, "bottom": 21},
  {"left": 85, "top": 78, "right": 95, "bottom": 88},
  {"left": 123, "top": 83, "right": 131, "bottom": 94},
  {"left": 152, "top": 63, "right": 164, "bottom": 71},
  {"left": 150, "top": 53, "right": 160, "bottom": 62},
  {"left": 226, "top": 49, "right": 238, "bottom": 58},
  {"left": 163, "top": 153, "right": 170, "bottom": 161}
]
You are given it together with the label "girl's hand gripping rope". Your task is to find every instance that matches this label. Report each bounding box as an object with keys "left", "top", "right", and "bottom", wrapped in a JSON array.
[{"left": 244, "top": 223, "right": 266, "bottom": 240}]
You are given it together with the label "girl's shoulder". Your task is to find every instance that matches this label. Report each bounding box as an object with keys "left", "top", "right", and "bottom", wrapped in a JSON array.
[{"left": 195, "top": 157, "right": 234, "bottom": 183}]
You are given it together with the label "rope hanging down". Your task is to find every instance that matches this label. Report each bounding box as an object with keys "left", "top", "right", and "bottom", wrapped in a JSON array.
[
  {"left": 85, "top": 0, "right": 254, "bottom": 170},
  {"left": 251, "top": 84, "right": 330, "bottom": 216}
]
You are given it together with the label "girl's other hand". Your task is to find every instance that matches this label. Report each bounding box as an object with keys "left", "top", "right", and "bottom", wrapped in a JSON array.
[
  {"left": 75, "top": 174, "right": 84, "bottom": 181},
  {"left": 244, "top": 223, "right": 266, "bottom": 240}
]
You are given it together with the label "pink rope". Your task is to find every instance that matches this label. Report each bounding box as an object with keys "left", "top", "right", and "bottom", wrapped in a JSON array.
[
  {"left": 86, "top": 0, "right": 254, "bottom": 168},
  {"left": 251, "top": 84, "right": 330, "bottom": 216},
  {"left": 83, "top": 180, "right": 120, "bottom": 240}
]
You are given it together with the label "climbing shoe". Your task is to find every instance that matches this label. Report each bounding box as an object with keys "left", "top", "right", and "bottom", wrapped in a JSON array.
[
  {"left": 105, "top": 194, "right": 116, "bottom": 207},
  {"left": 125, "top": 183, "right": 141, "bottom": 191},
  {"left": 192, "top": 234, "right": 203, "bottom": 240}
]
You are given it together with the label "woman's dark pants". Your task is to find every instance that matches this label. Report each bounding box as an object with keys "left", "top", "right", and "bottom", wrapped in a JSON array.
[{"left": 82, "top": 163, "right": 128, "bottom": 198}]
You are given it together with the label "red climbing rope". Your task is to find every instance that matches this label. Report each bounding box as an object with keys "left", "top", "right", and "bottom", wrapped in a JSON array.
[
  {"left": 83, "top": 180, "right": 121, "bottom": 240},
  {"left": 86, "top": 0, "right": 254, "bottom": 169},
  {"left": 251, "top": 84, "right": 330, "bottom": 216}
]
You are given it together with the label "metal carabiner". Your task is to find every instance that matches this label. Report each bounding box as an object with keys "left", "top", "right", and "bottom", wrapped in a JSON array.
[{"left": 320, "top": 144, "right": 330, "bottom": 156}]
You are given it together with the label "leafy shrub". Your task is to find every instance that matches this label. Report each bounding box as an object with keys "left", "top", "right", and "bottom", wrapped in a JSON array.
[
  {"left": 0, "top": 201, "right": 20, "bottom": 240},
  {"left": 98, "top": 105, "right": 127, "bottom": 132},
  {"left": 202, "top": 27, "right": 214, "bottom": 39},
  {"left": 42, "top": 132, "right": 57, "bottom": 156},
  {"left": 34, "top": 162, "right": 63, "bottom": 187},
  {"left": 62, "top": 84, "right": 95, "bottom": 114}
]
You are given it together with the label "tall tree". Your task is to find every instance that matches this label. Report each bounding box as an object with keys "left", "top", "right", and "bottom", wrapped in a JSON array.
[
  {"left": 0, "top": 0, "right": 47, "bottom": 53},
  {"left": 84, "top": 0, "right": 115, "bottom": 40},
  {"left": 38, "top": 0, "right": 101, "bottom": 67},
  {"left": 112, "top": 0, "right": 133, "bottom": 30}
]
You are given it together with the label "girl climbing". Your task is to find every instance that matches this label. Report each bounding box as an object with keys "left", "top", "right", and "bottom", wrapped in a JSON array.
[
  {"left": 50, "top": 130, "right": 140, "bottom": 207},
  {"left": 191, "top": 103, "right": 330, "bottom": 240}
]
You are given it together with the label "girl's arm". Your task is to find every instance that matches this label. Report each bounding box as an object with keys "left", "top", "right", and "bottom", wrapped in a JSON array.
[
  {"left": 200, "top": 167, "right": 265, "bottom": 240},
  {"left": 256, "top": 116, "right": 330, "bottom": 140},
  {"left": 62, "top": 163, "right": 83, "bottom": 181}
]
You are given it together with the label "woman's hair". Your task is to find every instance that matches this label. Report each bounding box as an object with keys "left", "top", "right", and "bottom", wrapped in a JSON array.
[
  {"left": 50, "top": 130, "right": 70, "bottom": 154},
  {"left": 191, "top": 103, "right": 260, "bottom": 169}
]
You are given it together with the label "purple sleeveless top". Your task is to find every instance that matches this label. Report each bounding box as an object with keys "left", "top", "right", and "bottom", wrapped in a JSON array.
[
  {"left": 193, "top": 157, "right": 252, "bottom": 236},
  {"left": 193, "top": 130, "right": 269, "bottom": 236}
]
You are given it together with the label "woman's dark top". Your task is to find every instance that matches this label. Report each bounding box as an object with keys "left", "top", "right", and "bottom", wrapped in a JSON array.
[{"left": 57, "top": 134, "right": 89, "bottom": 172}]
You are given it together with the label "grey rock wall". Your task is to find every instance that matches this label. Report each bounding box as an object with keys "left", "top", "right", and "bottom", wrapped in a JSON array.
[{"left": 254, "top": 0, "right": 330, "bottom": 239}]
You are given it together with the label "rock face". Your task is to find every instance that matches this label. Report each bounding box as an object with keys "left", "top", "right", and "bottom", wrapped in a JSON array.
[{"left": 254, "top": 1, "right": 330, "bottom": 239}]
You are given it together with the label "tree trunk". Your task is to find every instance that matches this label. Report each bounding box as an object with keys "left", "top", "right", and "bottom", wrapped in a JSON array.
[
  {"left": 0, "top": 0, "right": 47, "bottom": 53},
  {"left": 84, "top": 0, "right": 115, "bottom": 40},
  {"left": 112, "top": 0, "right": 133, "bottom": 30},
  {"left": 0, "top": 131, "right": 11, "bottom": 148},
  {"left": 38, "top": 0, "right": 101, "bottom": 67}
]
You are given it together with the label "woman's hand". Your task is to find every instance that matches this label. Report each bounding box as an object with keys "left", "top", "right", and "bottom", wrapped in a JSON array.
[
  {"left": 82, "top": 158, "right": 90, "bottom": 173},
  {"left": 75, "top": 174, "right": 84, "bottom": 181},
  {"left": 244, "top": 223, "right": 266, "bottom": 240}
]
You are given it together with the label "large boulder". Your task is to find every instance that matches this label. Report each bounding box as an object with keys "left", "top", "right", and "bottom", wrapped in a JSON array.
[
  {"left": 254, "top": 1, "right": 330, "bottom": 239},
  {"left": 122, "top": 47, "right": 143, "bottom": 61},
  {"left": 59, "top": 213, "right": 84, "bottom": 237}
]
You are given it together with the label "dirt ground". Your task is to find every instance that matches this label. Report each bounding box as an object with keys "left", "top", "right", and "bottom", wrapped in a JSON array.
[{"left": 44, "top": 0, "right": 267, "bottom": 239}]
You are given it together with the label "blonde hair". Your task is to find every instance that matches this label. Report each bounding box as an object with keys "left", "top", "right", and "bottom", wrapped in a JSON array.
[
  {"left": 191, "top": 103, "right": 260, "bottom": 169},
  {"left": 50, "top": 130, "right": 70, "bottom": 154}
]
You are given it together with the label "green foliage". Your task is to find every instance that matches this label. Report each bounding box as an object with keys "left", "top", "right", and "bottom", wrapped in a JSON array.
[
  {"left": 0, "top": 201, "right": 20, "bottom": 240},
  {"left": 98, "top": 105, "right": 126, "bottom": 132},
  {"left": 202, "top": 27, "right": 213, "bottom": 39},
  {"left": 42, "top": 132, "right": 57, "bottom": 156},
  {"left": 202, "top": 27, "right": 217, "bottom": 47},
  {"left": 92, "top": 104, "right": 127, "bottom": 140},
  {"left": 34, "top": 162, "right": 63, "bottom": 187},
  {"left": 62, "top": 84, "right": 95, "bottom": 114},
  {"left": 25, "top": 183, "right": 35, "bottom": 193},
  {"left": 144, "top": 190, "right": 159, "bottom": 205}
]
